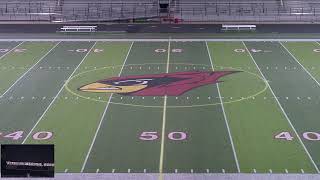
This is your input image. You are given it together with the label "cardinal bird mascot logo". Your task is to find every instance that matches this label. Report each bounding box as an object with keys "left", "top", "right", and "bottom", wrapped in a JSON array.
[{"left": 78, "top": 71, "right": 239, "bottom": 96}]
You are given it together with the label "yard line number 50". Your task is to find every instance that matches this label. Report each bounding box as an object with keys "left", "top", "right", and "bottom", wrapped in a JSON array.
[{"left": 139, "top": 131, "right": 187, "bottom": 141}]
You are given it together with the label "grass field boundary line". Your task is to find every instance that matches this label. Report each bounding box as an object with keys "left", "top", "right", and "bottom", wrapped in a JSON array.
[
  {"left": 159, "top": 39, "right": 171, "bottom": 179},
  {"left": 0, "top": 42, "right": 60, "bottom": 98},
  {"left": 21, "top": 41, "right": 97, "bottom": 144},
  {"left": 205, "top": 41, "right": 240, "bottom": 173},
  {"left": 3, "top": 39, "right": 320, "bottom": 42},
  {"left": 242, "top": 41, "right": 320, "bottom": 173},
  {"left": 279, "top": 42, "right": 320, "bottom": 88},
  {"left": 0, "top": 41, "right": 24, "bottom": 62},
  {"left": 80, "top": 41, "right": 134, "bottom": 172}
]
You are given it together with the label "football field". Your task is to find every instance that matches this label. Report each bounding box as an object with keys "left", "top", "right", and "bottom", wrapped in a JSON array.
[{"left": 1, "top": 39, "right": 320, "bottom": 175}]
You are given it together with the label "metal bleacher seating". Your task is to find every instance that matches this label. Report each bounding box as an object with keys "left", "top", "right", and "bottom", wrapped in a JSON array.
[{"left": 0, "top": 0, "right": 319, "bottom": 23}]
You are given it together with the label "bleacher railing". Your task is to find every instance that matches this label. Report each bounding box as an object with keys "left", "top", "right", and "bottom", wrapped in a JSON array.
[{"left": 0, "top": 1, "right": 320, "bottom": 23}]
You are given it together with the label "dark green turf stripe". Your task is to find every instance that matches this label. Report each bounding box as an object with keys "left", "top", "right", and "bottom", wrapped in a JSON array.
[
  {"left": 0, "top": 41, "right": 22, "bottom": 60},
  {"left": 0, "top": 41, "right": 94, "bottom": 144},
  {"left": 25, "top": 42, "right": 131, "bottom": 172},
  {"left": 208, "top": 41, "right": 316, "bottom": 173},
  {"left": 244, "top": 41, "right": 319, "bottom": 172},
  {"left": 281, "top": 41, "right": 320, "bottom": 171},
  {"left": 83, "top": 42, "right": 168, "bottom": 173},
  {"left": 282, "top": 42, "right": 320, "bottom": 82},
  {"left": 0, "top": 42, "right": 56, "bottom": 95},
  {"left": 163, "top": 42, "right": 238, "bottom": 173}
]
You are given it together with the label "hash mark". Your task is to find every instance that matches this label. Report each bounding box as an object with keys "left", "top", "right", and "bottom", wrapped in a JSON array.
[
  {"left": 96, "top": 169, "right": 99, "bottom": 173},
  {"left": 269, "top": 169, "right": 272, "bottom": 173},
  {"left": 285, "top": 169, "right": 288, "bottom": 173},
  {"left": 253, "top": 169, "right": 257, "bottom": 173},
  {"left": 64, "top": 169, "right": 68, "bottom": 173},
  {"left": 112, "top": 169, "right": 115, "bottom": 173},
  {"left": 301, "top": 169, "right": 304, "bottom": 173}
]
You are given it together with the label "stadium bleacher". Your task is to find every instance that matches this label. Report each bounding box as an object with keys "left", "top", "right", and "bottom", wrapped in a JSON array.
[{"left": 0, "top": 0, "right": 319, "bottom": 23}]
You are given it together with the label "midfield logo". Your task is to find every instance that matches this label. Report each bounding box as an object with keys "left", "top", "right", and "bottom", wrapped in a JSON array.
[{"left": 79, "top": 71, "right": 239, "bottom": 96}]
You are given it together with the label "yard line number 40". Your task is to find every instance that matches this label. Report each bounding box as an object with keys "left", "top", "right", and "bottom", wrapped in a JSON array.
[
  {"left": 275, "top": 131, "right": 320, "bottom": 141},
  {"left": 1, "top": 131, "right": 52, "bottom": 141}
]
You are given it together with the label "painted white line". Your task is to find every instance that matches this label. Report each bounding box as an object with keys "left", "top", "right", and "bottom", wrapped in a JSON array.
[
  {"left": 243, "top": 41, "right": 320, "bottom": 173},
  {"left": 22, "top": 41, "right": 96, "bottom": 144},
  {"left": 159, "top": 39, "right": 170, "bottom": 180},
  {"left": 80, "top": 42, "right": 134, "bottom": 172},
  {"left": 280, "top": 42, "right": 320, "bottom": 88},
  {"left": 0, "top": 41, "right": 24, "bottom": 61},
  {"left": 4, "top": 38, "right": 320, "bottom": 42},
  {"left": 206, "top": 41, "right": 240, "bottom": 173},
  {"left": 0, "top": 42, "right": 60, "bottom": 98}
]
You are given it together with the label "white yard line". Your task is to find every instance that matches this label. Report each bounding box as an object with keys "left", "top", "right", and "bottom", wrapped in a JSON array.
[
  {"left": 279, "top": 42, "right": 320, "bottom": 87},
  {"left": 242, "top": 41, "right": 320, "bottom": 173},
  {"left": 205, "top": 41, "right": 240, "bottom": 173},
  {"left": 2, "top": 39, "right": 320, "bottom": 42},
  {"left": 159, "top": 39, "right": 171, "bottom": 180},
  {"left": 22, "top": 41, "right": 97, "bottom": 144},
  {"left": 0, "top": 42, "right": 60, "bottom": 98},
  {"left": 0, "top": 41, "right": 24, "bottom": 61},
  {"left": 80, "top": 41, "right": 134, "bottom": 172}
]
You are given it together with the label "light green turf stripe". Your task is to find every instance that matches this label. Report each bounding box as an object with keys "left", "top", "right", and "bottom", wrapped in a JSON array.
[
  {"left": 164, "top": 42, "right": 238, "bottom": 173},
  {"left": 25, "top": 42, "right": 132, "bottom": 172},
  {"left": 0, "top": 42, "right": 56, "bottom": 94},
  {"left": 207, "top": 41, "right": 316, "bottom": 173},
  {"left": 83, "top": 42, "right": 167, "bottom": 173}
]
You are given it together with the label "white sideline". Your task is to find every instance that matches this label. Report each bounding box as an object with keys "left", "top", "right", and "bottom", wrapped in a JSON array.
[
  {"left": 1, "top": 39, "right": 320, "bottom": 42},
  {"left": 206, "top": 41, "right": 240, "bottom": 173},
  {"left": 80, "top": 41, "right": 134, "bottom": 172},
  {"left": 0, "top": 42, "right": 60, "bottom": 98},
  {"left": 22, "top": 42, "right": 97, "bottom": 144},
  {"left": 242, "top": 41, "right": 320, "bottom": 173}
]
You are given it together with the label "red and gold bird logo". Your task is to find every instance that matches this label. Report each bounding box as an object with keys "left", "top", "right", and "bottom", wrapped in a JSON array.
[{"left": 79, "top": 71, "right": 239, "bottom": 96}]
